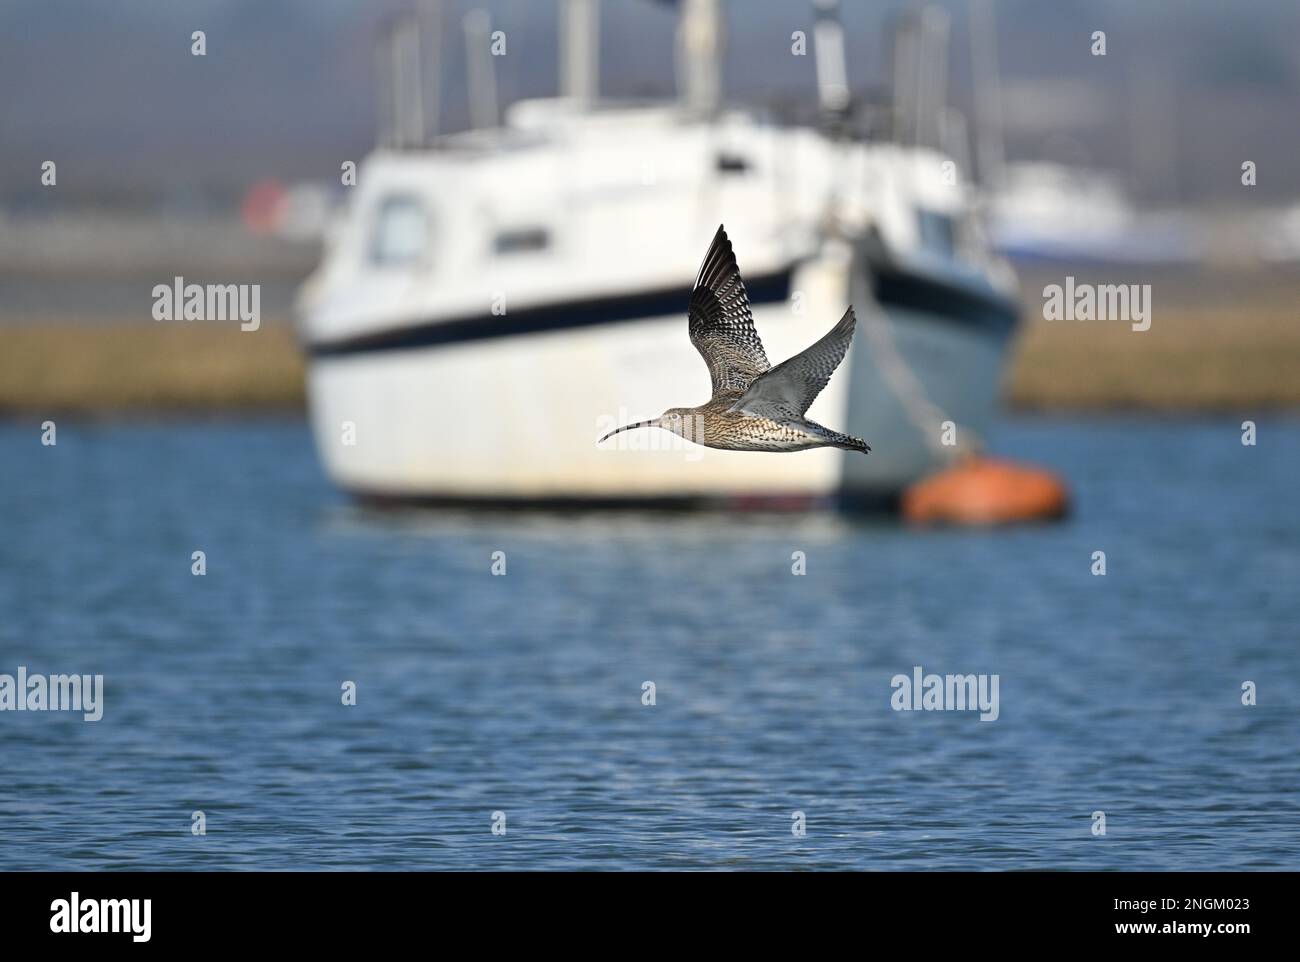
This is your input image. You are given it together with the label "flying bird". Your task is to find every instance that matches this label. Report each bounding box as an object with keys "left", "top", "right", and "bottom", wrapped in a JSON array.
[{"left": 599, "top": 225, "right": 871, "bottom": 454}]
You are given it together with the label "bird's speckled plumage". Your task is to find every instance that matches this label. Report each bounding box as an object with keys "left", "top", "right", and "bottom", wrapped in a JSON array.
[{"left": 600, "top": 225, "right": 871, "bottom": 455}]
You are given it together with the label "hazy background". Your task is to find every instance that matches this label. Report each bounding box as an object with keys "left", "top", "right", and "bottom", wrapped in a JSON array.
[
  {"left": 1, "top": 0, "right": 1297, "bottom": 410},
  {"left": 3, "top": 0, "right": 1299, "bottom": 209}
]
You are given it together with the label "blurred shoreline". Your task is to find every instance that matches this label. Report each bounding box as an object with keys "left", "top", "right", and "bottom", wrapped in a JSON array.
[
  {"left": 1007, "top": 263, "right": 1300, "bottom": 412},
  {"left": 3, "top": 264, "right": 1297, "bottom": 418},
  {"left": 0, "top": 322, "right": 305, "bottom": 417}
]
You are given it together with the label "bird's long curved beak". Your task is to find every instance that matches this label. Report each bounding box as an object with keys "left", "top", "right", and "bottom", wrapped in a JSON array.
[{"left": 598, "top": 419, "right": 658, "bottom": 444}]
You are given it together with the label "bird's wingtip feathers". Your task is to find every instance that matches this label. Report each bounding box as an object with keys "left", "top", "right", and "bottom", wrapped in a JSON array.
[
  {"left": 695, "top": 223, "right": 740, "bottom": 292},
  {"left": 829, "top": 305, "right": 857, "bottom": 337}
]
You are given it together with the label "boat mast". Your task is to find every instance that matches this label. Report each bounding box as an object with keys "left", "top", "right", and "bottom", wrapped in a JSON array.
[
  {"left": 420, "top": 0, "right": 443, "bottom": 143},
  {"left": 376, "top": 13, "right": 426, "bottom": 149},
  {"left": 462, "top": 8, "right": 499, "bottom": 129},
  {"left": 560, "top": 0, "right": 600, "bottom": 107},
  {"left": 676, "top": 0, "right": 722, "bottom": 114},
  {"left": 969, "top": 0, "right": 1005, "bottom": 187},
  {"left": 811, "top": 0, "right": 851, "bottom": 124},
  {"left": 891, "top": 3, "right": 950, "bottom": 149}
]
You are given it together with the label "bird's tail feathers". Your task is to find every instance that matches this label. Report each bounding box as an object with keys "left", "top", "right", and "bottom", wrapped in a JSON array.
[{"left": 832, "top": 433, "right": 871, "bottom": 454}]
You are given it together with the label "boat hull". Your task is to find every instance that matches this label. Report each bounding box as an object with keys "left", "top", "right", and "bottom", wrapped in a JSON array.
[{"left": 303, "top": 255, "right": 1017, "bottom": 509}]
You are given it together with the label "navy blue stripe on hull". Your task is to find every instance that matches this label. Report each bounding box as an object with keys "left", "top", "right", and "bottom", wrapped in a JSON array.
[
  {"left": 307, "top": 271, "right": 792, "bottom": 358},
  {"left": 304, "top": 262, "right": 1017, "bottom": 359},
  {"left": 345, "top": 487, "right": 902, "bottom": 514},
  {"left": 870, "top": 265, "right": 1019, "bottom": 338}
]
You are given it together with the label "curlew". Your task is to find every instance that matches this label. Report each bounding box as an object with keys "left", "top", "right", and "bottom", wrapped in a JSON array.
[{"left": 599, "top": 225, "right": 871, "bottom": 454}]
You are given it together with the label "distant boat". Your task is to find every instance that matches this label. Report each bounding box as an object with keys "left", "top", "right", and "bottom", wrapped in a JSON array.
[
  {"left": 1256, "top": 201, "right": 1300, "bottom": 264},
  {"left": 297, "top": 0, "right": 1020, "bottom": 509},
  {"left": 987, "top": 161, "right": 1202, "bottom": 265}
]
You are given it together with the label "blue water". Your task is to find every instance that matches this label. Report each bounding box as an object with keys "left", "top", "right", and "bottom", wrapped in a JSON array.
[{"left": 0, "top": 416, "right": 1297, "bottom": 870}]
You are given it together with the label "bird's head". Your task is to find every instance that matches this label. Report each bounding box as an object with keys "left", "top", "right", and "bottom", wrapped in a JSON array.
[
  {"left": 598, "top": 408, "right": 700, "bottom": 445},
  {"left": 656, "top": 408, "right": 695, "bottom": 438}
]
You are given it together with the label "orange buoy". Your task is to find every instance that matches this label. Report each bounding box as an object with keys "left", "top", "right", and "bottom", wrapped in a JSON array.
[{"left": 901, "top": 455, "right": 1070, "bottom": 525}]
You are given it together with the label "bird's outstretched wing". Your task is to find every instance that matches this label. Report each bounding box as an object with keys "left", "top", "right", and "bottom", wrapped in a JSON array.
[
  {"left": 732, "top": 307, "right": 857, "bottom": 419},
  {"left": 688, "top": 225, "right": 770, "bottom": 395}
]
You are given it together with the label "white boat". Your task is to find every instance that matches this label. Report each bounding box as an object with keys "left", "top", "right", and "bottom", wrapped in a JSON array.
[
  {"left": 987, "top": 161, "right": 1203, "bottom": 265},
  {"left": 297, "top": 0, "right": 1020, "bottom": 509}
]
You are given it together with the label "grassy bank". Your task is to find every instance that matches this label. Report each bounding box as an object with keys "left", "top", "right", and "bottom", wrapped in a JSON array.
[
  {"left": 2, "top": 283, "right": 1297, "bottom": 416},
  {"left": 1007, "top": 287, "right": 1300, "bottom": 411},
  {"left": 0, "top": 321, "right": 305, "bottom": 415}
]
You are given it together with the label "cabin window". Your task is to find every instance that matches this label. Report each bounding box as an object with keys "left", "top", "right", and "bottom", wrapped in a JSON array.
[
  {"left": 369, "top": 194, "right": 429, "bottom": 266},
  {"left": 716, "top": 153, "right": 750, "bottom": 174},
  {"left": 916, "top": 208, "right": 956, "bottom": 259},
  {"left": 493, "top": 227, "right": 550, "bottom": 254}
]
